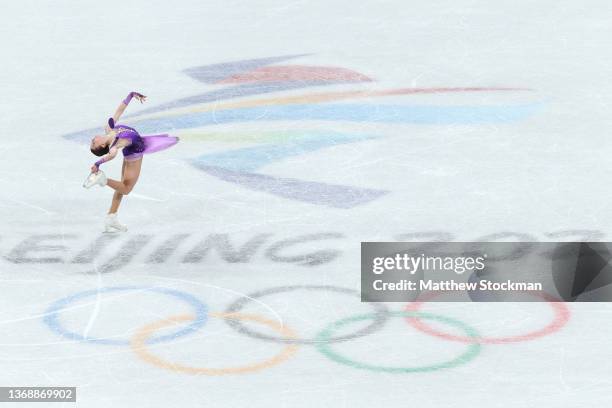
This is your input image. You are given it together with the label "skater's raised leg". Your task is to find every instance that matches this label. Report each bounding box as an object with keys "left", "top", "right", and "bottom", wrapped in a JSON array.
[{"left": 106, "top": 158, "right": 142, "bottom": 196}]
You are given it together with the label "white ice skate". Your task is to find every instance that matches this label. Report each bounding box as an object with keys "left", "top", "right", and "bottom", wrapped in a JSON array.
[
  {"left": 104, "top": 213, "right": 128, "bottom": 233},
  {"left": 83, "top": 170, "right": 107, "bottom": 189}
]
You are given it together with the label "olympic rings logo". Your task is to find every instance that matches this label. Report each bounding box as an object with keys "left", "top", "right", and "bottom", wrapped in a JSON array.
[{"left": 42, "top": 285, "right": 570, "bottom": 375}]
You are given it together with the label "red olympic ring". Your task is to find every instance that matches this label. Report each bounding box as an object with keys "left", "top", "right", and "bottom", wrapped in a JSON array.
[{"left": 404, "top": 291, "right": 570, "bottom": 344}]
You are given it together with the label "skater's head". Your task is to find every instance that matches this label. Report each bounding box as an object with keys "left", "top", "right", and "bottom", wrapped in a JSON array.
[{"left": 90, "top": 135, "right": 109, "bottom": 157}]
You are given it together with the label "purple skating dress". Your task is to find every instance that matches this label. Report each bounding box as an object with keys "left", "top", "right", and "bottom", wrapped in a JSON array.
[{"left": 109, "top": 121, "right": 179, "bottom": 161}]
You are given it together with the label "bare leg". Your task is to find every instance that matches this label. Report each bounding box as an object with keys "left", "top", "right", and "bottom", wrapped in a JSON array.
[
  {"left": 106, "top": 158, "right": 143, "bottom": 196},
  {"left": 108, "top": 160, "right": 127, "bottom": 214}
]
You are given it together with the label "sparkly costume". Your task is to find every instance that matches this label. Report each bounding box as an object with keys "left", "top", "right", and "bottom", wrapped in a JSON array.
[{"left": 109, "top": 122, "right": 179, "bottom": 161}]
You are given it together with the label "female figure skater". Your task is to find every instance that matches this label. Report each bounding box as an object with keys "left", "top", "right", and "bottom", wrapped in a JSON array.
[{"left": 84, "top": 91, "right": 179, "bottom": 232}]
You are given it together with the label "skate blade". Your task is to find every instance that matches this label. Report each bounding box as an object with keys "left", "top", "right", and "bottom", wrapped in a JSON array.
[
  {"left": 83, "top": 178, "right": 95, "bottom": 189},
  {"left": 104, "top": 225, "right": 128, "bottom": 233},
  {"left": 83, "top": 173, "right": 98, "bottom": 189}
]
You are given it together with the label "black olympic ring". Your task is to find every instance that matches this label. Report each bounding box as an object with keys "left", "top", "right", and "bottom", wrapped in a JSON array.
[{"left": 223, "top": 285, "right": 390, "bottom": 344}]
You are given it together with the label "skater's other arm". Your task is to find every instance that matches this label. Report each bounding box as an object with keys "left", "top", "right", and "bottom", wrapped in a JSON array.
[
  {"left": 104, "top": 92, "right": 147, "bottom": 132},
  {"left": 91, "top": 145, "right": 120, "bottom": 173}
]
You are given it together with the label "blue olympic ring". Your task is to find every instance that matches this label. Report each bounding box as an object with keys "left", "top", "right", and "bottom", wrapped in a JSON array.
[{"left": 43, "top": 286, "right": 208, "bottom": 346}]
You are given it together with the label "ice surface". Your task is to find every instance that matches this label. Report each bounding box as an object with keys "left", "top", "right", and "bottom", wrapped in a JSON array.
[{"left": 1, "top": 0, "right": 612, "bottom": 406}]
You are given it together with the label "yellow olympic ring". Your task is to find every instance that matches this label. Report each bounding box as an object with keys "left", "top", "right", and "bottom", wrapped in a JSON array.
[{"left": 130, "top": 312, "right": 299, "bottom": 375}]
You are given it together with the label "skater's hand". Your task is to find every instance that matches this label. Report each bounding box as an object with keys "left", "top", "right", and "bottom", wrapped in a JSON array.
[
  {"left": 134, "top": 93, "right": 147, "bottom": 103},
  {"left": 91, "top": 164, "right": 99, "bottom": 173}
]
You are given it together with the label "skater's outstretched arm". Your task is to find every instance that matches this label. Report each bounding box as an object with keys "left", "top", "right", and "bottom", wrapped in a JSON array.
[
  {"left": 104, "top": 92, "right": 147, "bottom": 132},
  {"left": 91, "top": 145, "right": 120, "bottom": 173}
]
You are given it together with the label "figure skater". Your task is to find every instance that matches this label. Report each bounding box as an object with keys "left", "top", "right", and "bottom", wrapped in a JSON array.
[{"left": 84, "top": 91, "right": 179, "bottom": 232}]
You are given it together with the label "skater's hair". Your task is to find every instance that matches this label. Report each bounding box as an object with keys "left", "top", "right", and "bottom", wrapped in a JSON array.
[{"left": 91, "top": 145, "right": 109, "bottom": 157}]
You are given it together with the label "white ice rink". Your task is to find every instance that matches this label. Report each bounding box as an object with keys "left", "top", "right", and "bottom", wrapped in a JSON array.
[{"left": 2, "top": 0, "right": 612, "bottom": 406}]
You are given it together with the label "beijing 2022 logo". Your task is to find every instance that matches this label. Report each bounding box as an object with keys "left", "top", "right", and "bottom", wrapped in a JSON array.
[{"left": 64, "top": 54, "right": 540, "bottom": 208}]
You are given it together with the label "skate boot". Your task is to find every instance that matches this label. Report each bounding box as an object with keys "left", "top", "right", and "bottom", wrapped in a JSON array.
[
  {"left": 104, "top": 213, "right": 128, "bottom": 233},
  {"left": 83, "top": 170, "right": 108, "bottom": 189}
]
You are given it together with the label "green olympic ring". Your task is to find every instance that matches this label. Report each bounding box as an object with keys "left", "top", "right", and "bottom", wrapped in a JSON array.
[{"left": 315, "top": 311, "right": 481, "bottom": 373}]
